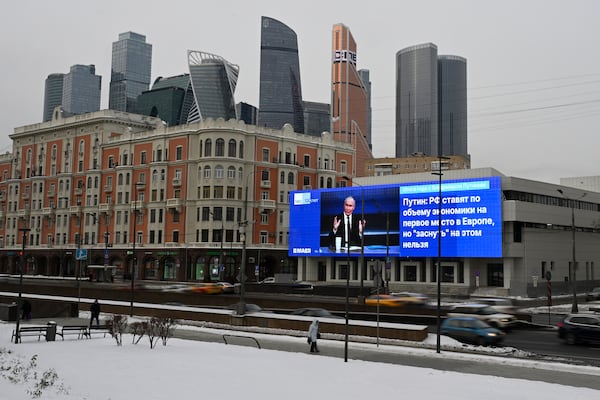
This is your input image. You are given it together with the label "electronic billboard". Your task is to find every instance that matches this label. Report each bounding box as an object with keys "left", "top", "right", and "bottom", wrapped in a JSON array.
[{"left": 288, "top": 176, "right": 502, "bottom": 258}]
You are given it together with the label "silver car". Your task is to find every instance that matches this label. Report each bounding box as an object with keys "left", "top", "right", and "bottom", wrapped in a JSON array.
[{"left": 447, "top": 303, "right": 518, "bottom": 330}]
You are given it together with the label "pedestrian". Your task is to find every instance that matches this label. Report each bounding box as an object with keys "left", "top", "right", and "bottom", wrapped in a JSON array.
[
  {"left": 307, "top": 319, "right": 320, "bottom": 353},
  {"left": 22, "top": 300, "right": 32, "bottom": 320},
  {"left": 90, "top": 299, "right": 101, "bottom": 327}
]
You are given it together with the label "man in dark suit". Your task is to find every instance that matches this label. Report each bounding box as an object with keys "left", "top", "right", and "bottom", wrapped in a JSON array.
[{"left": 329, "top": 196, "right": 365, "bottom": 249}]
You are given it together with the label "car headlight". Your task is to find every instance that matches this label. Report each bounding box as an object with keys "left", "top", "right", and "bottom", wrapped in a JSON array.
[{"left": 487, "top": 333, "right": 497, "bottom": 337}]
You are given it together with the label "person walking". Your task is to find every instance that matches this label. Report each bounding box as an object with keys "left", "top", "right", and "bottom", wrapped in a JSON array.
[
  {"left": 22, "top": 300, "right": 32, "bottom": 320},
  {"left": 307, "top": 319, "right": 320, "bottom": 353},
  {"left": 90, "top": 299, "right": 101, "bottom": 327}
]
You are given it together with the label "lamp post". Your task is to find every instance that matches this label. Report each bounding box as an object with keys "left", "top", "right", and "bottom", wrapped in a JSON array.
[
  {"left": 557, "top": 189, "right": 586, "bottom": 313},
  {"left": 14, "top": 227, "right": 31, "bottom": 344},
  {"left": 237, "top": 170, "right": 255, "bottom": 315},
  {"left": 76, "top": 194, "right": 83, "bottom": 310},
  {"left": 130, "top": 182, "right": 145, "bottom": 317},
  {"left": 432, "top": 155, "right": 449, "bottom": 354}
]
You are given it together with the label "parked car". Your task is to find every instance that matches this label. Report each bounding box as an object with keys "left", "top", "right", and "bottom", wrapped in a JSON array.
[
  {"left": 441, "top": 316, "right": 506, "bottom": 346},
  {"left": 259, "top": 277, "right": 276, "bottom": 284},
  {"left": 290, "top": 308, "right": 342, "bottom": 318},
  {"left": 390, "top": 292, "right": 429, "bottom": 305},
  {"left": 365, "top": 294, "right": 407, "bottom": 307},
  {"left": 446, "top": 303, "right": 518, "bottom": 330},
  {"left": 471, "top": 297, "right": 517, "bottom": 314},
  {"left": 586, "top": 287, "right": 600, "bottom": 301},
  {"left": 557, "top": 313, "right": 600, "bottom": 345}
]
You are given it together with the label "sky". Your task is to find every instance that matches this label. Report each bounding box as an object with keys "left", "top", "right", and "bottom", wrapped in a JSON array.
[
  {"left": 1, "top": 0, "right": 599, "bottom": 184},
  {"left": 2, "top": 316, "right": 600, "bottom": 400}
]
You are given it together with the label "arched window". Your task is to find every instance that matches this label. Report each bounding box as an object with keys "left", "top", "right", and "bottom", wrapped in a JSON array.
[
  {"left": 215, "top": 165, "right": 224, "bottom": 179},
  {"left": 238, "top": 141, "right": 244, "bottom": 158},
  {"left": 227, "top": 166, "right": 236, "bottom": 179},
  {"left": 79, "top": 140, "right": 85, "bottom": 155},
  {"left": 126, "top": 173, "right": 130, "bottom": 185},
  {"left": 327, "top": 177, "right": 333, "bottom": 188},
  {"left": 204, "top": 139, "right": 212, "bottom": 157},
  {"left": 152, "top": 170, "right": 158, "bottom": 183},
  {"left": 199, "top": 140, "right": 203, "bottom": 157},
  {"left": 280, "top": 171, "right": 285, "bottom": 184},
  {"left": 87, "top": 177, "right": 92, "bottom": 188},
  {"left": 161, "top": 169, "right": 166, "bottom": 181},
  {"left": 118, "top": 173, "right": 123, "bottom": 186},
  {"left": 215, "top": 138, "right": 225, "bottom": 156},
  {"left": 203, "top": 166, "right": 211, "bottom": 179},
  {"left": 52, "top": 145, "right": 57, "bottom": 160},
  {"left": 94, "top": 176, "right": 99, "bottom": 188},
  {"left": 238, "top": 167, "right": 243, "bottom": 180},
  {"left": 287, "top": 172, "right": 294, "bottom": 185},
  {"left": 228, "top": 139, "right": 236, "bottom": 157},
  {"left": 320, "top": 177, "right": 324, "bottom": 188}
]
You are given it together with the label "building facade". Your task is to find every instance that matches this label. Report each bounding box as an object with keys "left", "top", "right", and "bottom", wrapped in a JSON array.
[
  {"left": 295, "top": 168, "right": 600, "bottom": 298},
  {"left": 109, "top": 32, "right": 152, "bottom": 113},
  {"left": 364, "top": 154, "right": 471, "bottom": 177},
  {"left": 0, "top": 110, "right": 353, "bottom": 284},
  {"left": 331, "top": 23, "right": 372, "bottom": 176},
  {"left": 137, "top": 74, "right": 195, "bottom": 127},
  {"left": 187, "top": 51, "right": 239, "bottom": 123},
  {"left": 258, "top": 16, "right": 305, "bottom": 134}
]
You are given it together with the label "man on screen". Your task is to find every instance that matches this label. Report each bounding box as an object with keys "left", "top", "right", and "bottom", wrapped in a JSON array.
[{"left": 329, "top": 196, "right": 366, "bottom": 249}]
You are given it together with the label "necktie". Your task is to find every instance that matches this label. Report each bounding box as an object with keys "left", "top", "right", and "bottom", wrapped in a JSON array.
[{"left": 345, "top": 215, "right": 350, "bottom": 245}]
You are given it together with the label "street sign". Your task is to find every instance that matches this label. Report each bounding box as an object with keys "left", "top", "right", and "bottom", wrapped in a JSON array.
[{"left": 76, "top": 248, "right": 87, "bottom": 261}]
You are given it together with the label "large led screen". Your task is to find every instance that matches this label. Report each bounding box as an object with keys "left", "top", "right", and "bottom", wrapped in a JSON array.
[{"left": 289, "top": 176, "right": 502, "bottom": 258}]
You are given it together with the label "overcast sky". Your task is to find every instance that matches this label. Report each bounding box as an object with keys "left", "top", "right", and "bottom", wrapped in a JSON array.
[{"left": 1, "top": 0, "right": 599, "bottom": 184}]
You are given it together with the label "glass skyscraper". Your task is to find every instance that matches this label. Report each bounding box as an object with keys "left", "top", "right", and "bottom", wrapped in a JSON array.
[
  {"left": 258, "top": 16, "right": 304, "bottom": 133},
  {"left": 137, "top": 74, "right": 195, "bottom": 126},
  {"left": 187, "top": 50, "right": 239, "bottom": 122},
  {"left": 62, "top": 64, "right": 101, "bottom": 116},
  {"left": 43, "top": 73, "right": 64, "bottom": 122},
  {"left": 395, "top": 43, "right": 468, "bottom": 158},
  {"left": 438, "top": 55, "right": 468, "bottom": 157},
  {"left": 395, "top": 43, "right": 439, "bottom": 158},
  {"left": 109, "top": 32, "right": 152, "bottom": 113}
]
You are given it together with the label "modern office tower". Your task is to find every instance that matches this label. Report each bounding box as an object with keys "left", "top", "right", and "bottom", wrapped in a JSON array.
[
  {"left": 395, "top": 43, "right": 438, "bottom": 158},
  {"left": 236, "top": 102, "right": 258, "bottom": 125},
  {"left": 62, "top": 64, "right": 101, "bottom": 115},
  {"left": 438, "top": 55, "right": 468, "bottom": 157},
  {"left": 331, "top": 23, "right": 371, "bottom": 176},
  {"left": 358, "top": 69, "right": 372, "bottom": 148},
  {"left": 43, "top": 73, "right": 64, "bottom": 122},
  {"left": 109, "top": 31, "right": 152, "bottom": 113},
  {"left": 258, "top": 16, "right": 304, "bottom": 133},
  {"left": 303, "top": 101, "right": 330, "bottom": 136},
  {"left": 137, "top": 74, "right": 195, "bottom": 126},
  {"left": 187, "top": 50, "right": 239, "bottom": 122}
]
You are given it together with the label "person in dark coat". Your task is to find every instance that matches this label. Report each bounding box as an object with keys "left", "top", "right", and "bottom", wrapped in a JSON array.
[
  {"left": 329, "top": 196, "right": 365, "bottom": 249},
  {"left": 90, "top": 299, "right": 101, "bottom": 327},
  {"left": 22, "top": 300, "right": 32, "bottom": 320},
  {"left": 307, "top": 319, "right": 320, "bottom": 353}
]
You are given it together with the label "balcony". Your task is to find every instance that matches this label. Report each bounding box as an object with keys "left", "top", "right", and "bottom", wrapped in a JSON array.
[
  {"left": 42, "top": 207, "right": 55, "bottom": 215},
  {"left": 130, "top": 200, "right": 145, "bottom": 211},
  {"left": 259, "top": 199, "right": 276, "bottom": 211},
  {"left": 74, "top": 187, "right": 83, "bottom": 196},
  {"left": 172, "top": 178, "right": 181, "bottom": 187},
  {"left": 69, "top": 205, "right": 81, "bottom": 214},
  {"left": 47, "top": 189, "right": 55, "bottom": 197},
  {"left": 166, "top": 198, "right": 182, "bottom": 209},
  {"left": 104, "top": 185, "right": 113, "bottom": 193},
  {"left": 99, "top": 203, "right": 112, "bottom": 212},
  {"left": 260, "top": 180, "right": 271, "bottom": 188}
]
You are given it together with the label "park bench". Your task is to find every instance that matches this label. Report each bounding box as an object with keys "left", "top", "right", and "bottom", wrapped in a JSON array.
[
  {"left": 11, "top": 326, "right": 48, "bottom": 343},
  {"left": 57, "top": 325, "right": 90, "bottom": 340},
  {"left": 88, "top": 323, "right": 112, "bottom": 338}
]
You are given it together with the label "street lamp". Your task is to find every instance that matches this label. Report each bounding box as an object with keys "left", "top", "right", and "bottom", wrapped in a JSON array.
[
  {"left": 130, "top": 182, "right": 145, "bottom": 317},
  {"left": 237, "top": 170, "right": 256, "bottom": 315},
  {"left": 557, "top": 189, "right": 586, "bottom": 313},
  {"left": 432, "top": 154, "right": 450, "bottom": 354},
  {"left": 14, "top": 227, "right": 31, "bottom": 344}
]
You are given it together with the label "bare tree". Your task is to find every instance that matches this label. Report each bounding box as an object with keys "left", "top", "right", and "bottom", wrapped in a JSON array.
[{"left": 109, "top": 315, "right": 127, "bottom": 346}]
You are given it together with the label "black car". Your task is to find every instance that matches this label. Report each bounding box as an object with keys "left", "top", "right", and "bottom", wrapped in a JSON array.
[{"left": 557, "top": 313, "right": 600, "bottom": 345}]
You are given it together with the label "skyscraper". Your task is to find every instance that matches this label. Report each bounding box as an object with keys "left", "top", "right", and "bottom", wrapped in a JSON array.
[
  {"left": 438, "top": 55, "right": 468, "bottom": 157},
  {"left": 43, "top": 73, "right": 64, "bottom": 122},
  {"left": 62, "top": 64, "right": 101, "bottom": 115},
  {"left": 395, "top": 43, "right": 438, "bottom": 158},
  {"left": 187, "top": 50, "right": 239, "bottom": 122},
  {"left": 137, "top": 74, "right": 195, "bottom": 126},
  {"left": 258, "top": 16, "right": 304, "bottom": 133},
  {"left": 331, "top": 23, "right": 371, "bottom": 176},
  {"left": 395, "top": 44, "right": 468, "bottom": 159},
  {"left": 358, "top": 69, "right": 372, "bottom": 148},
  {"left": 109, "top": 31, "right": 152, "bottom": 113}
]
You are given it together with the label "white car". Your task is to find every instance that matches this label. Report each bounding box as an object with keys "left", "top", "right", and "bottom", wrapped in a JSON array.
[
  {"left": 259, "top": 277, "right": 276, "bottom": 284},
  {"left": 447, "top": 303, "right": 518, "bottom": 330}
]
